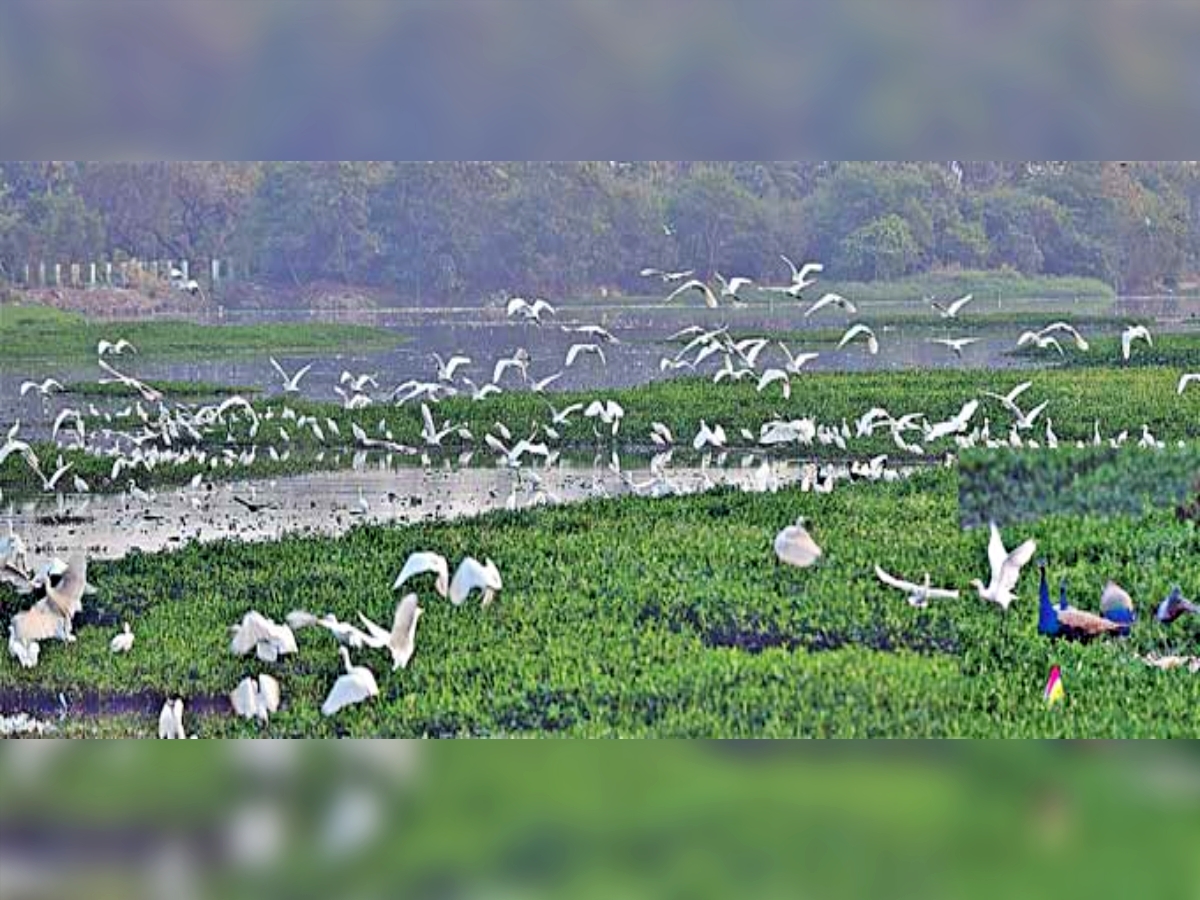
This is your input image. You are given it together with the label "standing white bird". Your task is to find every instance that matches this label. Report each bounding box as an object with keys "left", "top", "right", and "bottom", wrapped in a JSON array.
[
  {"left": 448, "top": 557, "right": 503, "bottom": 607},
  {"left": 774, "top": 518, "right": 822, "bottom": 568},
  {"left": 1179, "top": 373, "right": 1199, "bottom": 394},
  {"left": 664, "top": 278, "right": 719, "bottom": 309},
  {"left": 321, "top": 646, "right": 380, "bottom": 717},
  {"left": 929, "top": 294, "right": 974, "bottom": 319},
  {"left": 110, "top": 622, "right": 134, "bottom": 653},
  {"left": 392, "top": 551, "right": 449, "bottom": 597},
  {"left": 158, "top": 698, "right": 187, "bottom": 739},
  {"left": 874, "top": 566, "right": 960, "bottom": 608},
  {"left": 804, "top": 292, "right": 857, "bottom": 318},
  {"left": 230, "top": 674, "right": 281, "bottom": 723},
  {"left": 357, "top": 593, "right": 423, "bottom": 670},
  {"left": 837, "top": 323, "right": 879, "bottom": 355},
  {"left": 970, "top": 522, "right": 1037, "bottom": 610},
  {"left": 1121, "top": 325, "right": 1153, "bottom": 361},
  {"left": 269, "top": 358, "right": 314, "bottom": 393}
]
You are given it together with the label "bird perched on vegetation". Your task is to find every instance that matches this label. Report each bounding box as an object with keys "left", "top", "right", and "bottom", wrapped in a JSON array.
[
  {"left": 774, "top": 518, "right": 822, "bottom": 568},
  {"left": 971, "top": 522, "right": 1036, "bottom": 610},
  {"left": 1156, "top": 586, "right": 1198, "bottom": 624}
]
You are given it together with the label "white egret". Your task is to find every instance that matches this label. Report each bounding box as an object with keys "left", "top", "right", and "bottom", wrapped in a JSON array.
[
  {"left": 229, "top": 611, "right": 298, "bottom": 663},
  {"left": 970, "top": 522, "right": 1036, "bottom": 610},
  {"left": 357, "top": 593, "right": 423, "bottom": 670},
  {"left": 97, "top": 358, "right": 163, "bottom": 402},
  {"left": 158, "top": 698, "right": 187, "bottom": 739},
  {"left": 777, "top": 342, "right": 820, "bottom": 373},
  {"left": 1176, "top": 373, "right": 1198, "bottom": 395},
  {"left": 97, "top": 338, "right": 137, "bottom": 356},
  {"left": 19, "top": 378, "right": 64, "bottom": 397},
  {"left": 449, "top": 557, "right": 503, "bottom": 607},
  {"left": 715, "top": 272, "right": 754, "bottom": 302},
  {"left": 110, "top": 622, "right": 134, "bottom": 653},
  {"left": 663, "top": 278, "right": 719, "bottom": 309},
  {"left": 1121, "top": 325, "right": 1153, "bottom": 360},
  {"left": 564, "top": 343, "right": 607, "bottom": 369},
  {"left": 774, "top": 518, "right": 822, "bottom": 568},
  {"left": 692, "top": 420, "right": 727, "bottom": 451},
  {"left": 321, "top": 647, "right": 380, "bottom": 717},
  {"left": 928, "top": 337, "right": 980, "bottom": 358},
  {"left": 929, "top": 294, "right": 974, "bottom": 319},
  {"left": 640, "top": 267, "right": 695, "bottom": 283},
  {"left": 1016, "top": 331, "right": 1064, "bottom": 355},
  {"left": 231, "top": 674, "right": 281, "bottom": 723},
  {"left": 837, "top": 323, "right": 879, "bottom": 355},
  {"left": 874, "top": 566, "right": 959, "bottom": 608},
  {"left": 805, "top": 292, "right": 856, "bottom": 318},
  {"left": 756, "top": 368, "right": 791, "bottom": 399},
  {"left": 269, "top": 358, "right": 314, "bottom": 393},
  {"left": 391, "top": 551, "right": 450, "bottom": 597},
  {"left": 506, "top": 297, "right": 556, "bottom": 323},
  {"left": 779, "top": 255, "right": 823, "bottom": 289}
]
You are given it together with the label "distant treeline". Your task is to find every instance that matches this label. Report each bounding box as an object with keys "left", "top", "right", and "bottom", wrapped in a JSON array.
[{"left": 0, "top": 162, "right": 1196, "bottom": 300}]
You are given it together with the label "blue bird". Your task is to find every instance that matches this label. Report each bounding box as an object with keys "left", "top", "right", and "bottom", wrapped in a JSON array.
[
  {"left": 1099, "top": 581, "right": 1136, "bottom": 636},
  {"left": 1041, "top": 572, "right": 1123, "bottom": 640},
  {"left": 1156, "top": 586, "right": 1198, "bottom": 624},
  {"left": 1037, "top": 561, "right": 1060, "bottom": 637}
]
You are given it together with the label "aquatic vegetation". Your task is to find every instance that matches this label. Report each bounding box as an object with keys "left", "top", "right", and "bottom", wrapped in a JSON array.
[
  {"left": 2, "top": 468, "right": 1197, "bottom": 737},
  {"left": 0, "top": 303, "right": 401, "bottom": 364}
]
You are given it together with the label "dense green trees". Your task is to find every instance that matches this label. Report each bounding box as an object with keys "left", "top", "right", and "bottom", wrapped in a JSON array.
[{"left": 1, "top": 161, "right": 1197, "bottom": 298}]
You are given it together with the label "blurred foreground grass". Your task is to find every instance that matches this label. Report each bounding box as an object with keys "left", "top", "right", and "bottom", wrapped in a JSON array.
[{"left": 0, "top": 742, "right": 1196, "bottom": 900}]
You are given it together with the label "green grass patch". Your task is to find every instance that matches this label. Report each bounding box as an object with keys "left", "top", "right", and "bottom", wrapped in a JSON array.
[
  {"left": 2, "top": 469, "right": 1196, "bottom": 737},
  {"left": 0, "top": 302, "right": 401, "bottom": 364},
  {"left": 63, "top": 379, "right": 261, "bottom": 399}
]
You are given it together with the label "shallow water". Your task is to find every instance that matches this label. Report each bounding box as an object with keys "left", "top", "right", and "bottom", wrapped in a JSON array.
[{"left": 7, "top": 457, "right": 912, "bottom": 563}]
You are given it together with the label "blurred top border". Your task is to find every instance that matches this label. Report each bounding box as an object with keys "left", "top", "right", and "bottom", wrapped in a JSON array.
[{"left": 0, "top": 0, "right": 1198, "bottom": 158}]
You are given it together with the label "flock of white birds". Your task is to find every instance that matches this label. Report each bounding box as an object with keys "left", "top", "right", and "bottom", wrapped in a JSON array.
[{"left": 2, "top": 253, "right": 1198, "bottom": 734}]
